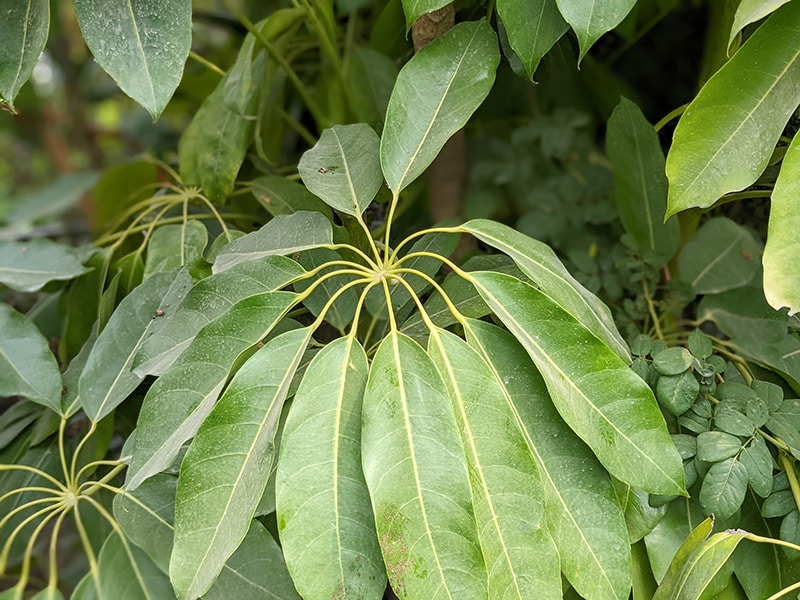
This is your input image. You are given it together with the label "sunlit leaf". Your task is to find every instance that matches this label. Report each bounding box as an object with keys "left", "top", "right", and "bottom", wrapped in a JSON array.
[
  {"left": 728, "top": 0, "right": 792, "bottom": 53},
  {"left": 0, "top": 0, "right": 49, "bottom": 111},
  {"left": 381, "top": 20, "right": 499, "bottom": 193},
  {"left": 0, "top": 239, "right": 90, "bottom": 293},
  {"left": 497, "top": 0, "right": 567, "bottom": 79},
  {"left": 555, "top": 0, "right": 636, "bottom": 62},
  {"left": 74, "top": 0, "right": 191, "bottom": 119}
]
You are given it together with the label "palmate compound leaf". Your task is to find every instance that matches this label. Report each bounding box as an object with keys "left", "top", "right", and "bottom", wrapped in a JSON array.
[
  {"left": 426, "top": 327, "right": 562, "bottom": 598},
  {"left": 465, "top": 320, "right": 631, "bottom": 600},
  {"left": 275, "top": 336, "right": 386, "bottom": 599},
  {"left": 125, "top": 290, "right": 299, "bottom": 491},
  {"left": 665, "top": 0, "right": 800, "bottom": 217},
  {"left": 170, "top": 327, "right": 311, "bottom": 600},
  {"left": 469, "top": 271, "right": 685, "bottom": 496},
  {"left": 380, "top": 20, "right": 500, "bottom": 194},
  {"left": 460, "top": 219, "right": 630, "bottom": 361},
  {"left": 361, "top": 331, "right": 487, "bottom": 598}
]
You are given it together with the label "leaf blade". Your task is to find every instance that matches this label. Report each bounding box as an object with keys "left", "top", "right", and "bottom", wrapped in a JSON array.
[
  {"left": 0, "top": 0, "right": 49, "bottom": 110},
  {"left": 497, "top": 0, "right": 567, "bottom": 79},
  {"left": 555, "top": 0, "right": 636, "bottom": 62},
  {"left": 0, "top": 239, "right": 90, "bottom": 293}
]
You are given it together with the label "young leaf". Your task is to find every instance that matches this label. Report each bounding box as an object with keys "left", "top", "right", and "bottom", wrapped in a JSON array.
[
  {"left": 466, "top": 320, "right": 631, "bottom": 600},
  {"left": 0, "top": 0, "right": 49, "bottom": 111},
  {"left": 606, "top": 97, "right": 679, "bottom": 265},
  {"left": 125, "top": 291, "right": 299, "bottom": 491},
  {"left": 665, "top": 1, "right": 800, "bottom": 217},
  {"left": 92, "top": 532, "right": 175, "bottom": 600},
  {"left": 134, "top": 256, "right": 303, "bottom": 376},
  {"left": 0, "top": 239, "right": 90, "bottom": 293},
  {"left": 74, "top": 0, "right": 191, "bottom": 120},
  {"left": 555, "top": 0, "right": 636, "bottom": 62},
  {"left": 143, "top": 222, "right": 208, "bottom": 279},
  {"left": 0, "top": 304, "right": 62, "bottom": 413},
  {"left": 469, "top": 271, "right": 685, "bottom": 496},
  {"left": 212, "top": 212, "right": 333, "bottom": 273},
  {"left": 298, "top": 124, "right": 383, "bottom": 216},
  {"left": 381, "top": 20, "right": 500, "bottom": 193},
  {"left": 362, "top": 331, "right": 487, "bottom": 598},
  {"left": 427, "top": 327, "right": 562, "bottom": 598},
  {"left": 699, "top": 458, "right": 749, "bottom": 520},
  {"left": 461, "top": 219, "right": 630, "bottom": 361},
  {"left": 276, "top": 337, "right": 385, "bottom": 599},
  {"left": 497, "top": 0, "right": 567, "bottom": 80},
  {"left": 170, "top": 327, "right": 310, "bottom": 599}
]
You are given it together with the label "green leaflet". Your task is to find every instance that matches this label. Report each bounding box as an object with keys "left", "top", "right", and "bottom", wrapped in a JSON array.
[
  {"left": 0, "top": 239, "right": 90, "bottom": 293},
  {"left": 298, "top": 124, "right": 383, "bottom": 217},
  {"left": 80, "top": 270, "right": 193, "bottom": 422},
  {"left": 466, "top": 320, "right": 631, "bottom": 600},
  {"left": 170, "top": 327, "right": 310, "bottom": 599},
  {"left": 0, "top": 0, "right": 49, "bottom": 110},
  {"left": 427, "top": 327, "right": 561, "bottom": 598},
  {"left": 125, "top": 291, "right": 299, "bottom": 491},
  {"left": 380, "top": 20, "right": 500, "bottom": 193},
  {"left": 142, "top": 222, "right": 208, "bottom": 279},
  {"left": 401, "top": 0, "right": 451, "bottom": 32},
  {"left": 665, "top": 1, "right": 800, "bottom": 216},
  {"left": 469, "top": 271, "right": 685, "bottom": 496},
  {"left": 0, "top": 304, "right": 62, "bottom": 413},
  {"left": 74, "top": 0, "right": 190, "bottom": 120},
  {"left": 497, "top": 0, "right": 567, "bottom": 79},
  {"left": 361, "top": 331, "right": 487, "bottom": 598},
  {"left": 555, "top": 0, "right": 636, "bottom": 62},
  {"left": 461, "top": 219, "right": 630, "bottom": 361},
  {"left": 276, "top": 337, "right": 385, "bottom": 599},
  {"left": 764, "top": 129, "right": 800, "bottom": 315}
]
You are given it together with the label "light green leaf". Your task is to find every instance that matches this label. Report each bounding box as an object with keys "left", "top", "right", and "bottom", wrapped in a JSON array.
[
  {"left": 170, "top": 327, "right": 310, "bottom": 600},
  {"left": 134, "top": 256, "right": 302, "bottom": 376},
  {"left": 80, "top": 270, "right": 193, "bottom": 422},
  {"left": 461, "top": 219, "right": 630, "bottom": 361},
  {"left": 0, "top": 304, "right": 62, "bottom": 412},
  {"left": 466, "top": 320, "right": 631, "bottom": 600},
  {"left": 125, "top": 291, "right": 299, "bottom": 491},
  {"left": 428, "top": 327, "right": 562, "bottom": 598},
  {"left": 764, "top": 130, "right": 800, "bottom": 315},
  {"left": 469, "top": 271, "right": 684, "bottom": 495},
  {"left": 401, "top": 0, "right": 451, "bottom": 31},
  {"left": 298, "top": 124, "right": 383, "bottom": 217},
  {"left": 729, "top": 0, "right": 791, "bottom": 53},
  {"left": 276, "top": 337, "right": 385, "bottom": 599},
  {"left": 0, "top": 239, "right": 90, "bottom": 292},
  {"left": 381, "top": 20, "right": 499, "bottom": 193},
  {"left": 93, "top": 532, "right": 176, "bottom": 600},
  {"left": 0, "top": 0, "right": 49, "bottom": 111},
  {"left": 665, "top": 1, "right": 800, "bottom": 216},
  {"left": 677, "top": 217, "right": 761, "bottom": 295},
  {"left": 555, "top": 0, "right": 636, "bottom": 62},
  {"left": 251, "top": 176, "right": 332, "bottom": 218},
  {"left": 362, "top": 331, "right": 487, "bottom": 598},
  {"left": 143, "top": 221, "right": 208, "bottom": 279},
  {"left": 497, "top": 0, "right": 567, "bottom": 80},
  {"left": 212, "top": 212, "right": 333, "bottom": 273},
  {"left": 606, "top": 97, "right": 679, "bottom": 264},
  {"left": 74, "top": 0, "right": 190, "bottom": 120},
  {"left": 699, "top": 458, "right": 749, "bottom": 520}
]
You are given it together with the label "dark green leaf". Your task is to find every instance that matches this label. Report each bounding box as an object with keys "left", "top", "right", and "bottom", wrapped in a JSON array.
[
  {"left": 293, "top": 248, "right": 361, "bottom": 332},
  {"left": 763, "top": 488, "right": 796, "bottom": 518},
  {"left": 92, "top": 532, "right": 175, "bottom": 599},
  {"left": 497, "top": 0, "right": 567, "bottom": 79},
  {"left": 695, "top": 432, "right": 742, "bottom": 463},
  {"left": 0, "top": 239, "right": 90, "bottom": 292},
  {"left": 699, "top": 458, "right": 748, "bottom": 520},
  {"left": 657, "top": 372, "right": 700, "bottom": 416},
  {"left": 672, "top": 435, "right": 697, "bottom": 460},
  {"left": 733, "top": 492, "right": 783, "bottom": 599},
  {"left": 644, "top": 498, "right": 706, "bottom": 583},
  {"left": 347, "top": 46, "right": 398, "bottom": 130},
  {"left": 753, "top": 380, "right": 783, "bottom": 412},
  {"left": 688, "top": 330, "right": 713, "bottom": 360},
  {"left": 714, "top": 406, "right": 755, "bottom": 437},
  {"left": 740, "top": 436, "right": 773, "bottom": 497},
  {"left": 729, "top": 0, "right": 792, "bottom": 51},
  {"left": 780, "top": 510, "right": 800, "bottom": 560},
  {"left": 401, "top": 0, "right": 451, "bottom": 32},
  {"left": 1, "top": 171, "right": 99, "bottom": 229},
  {"left": 143, "top": 222, "right": 207, "bottom": 279},
  {"left": 251, "top": 176, "right": 332, "bottom": 218},
  {"left": 555, "top": 0, "right": 636, "bottom": 61},
  {"left": 653, "top": 347, "right": 694, "bottom": 376},
  {"left": 0, "top": 0, "right": 49, "bottom": 110}
]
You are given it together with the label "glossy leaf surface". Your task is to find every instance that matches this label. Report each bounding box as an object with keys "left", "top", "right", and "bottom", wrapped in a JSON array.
[
  {"left": 276, "top": 337, "right": 385, "bottom": 599},
  {"left": 362, "top": 331, "right": 486, "bottom": 598},
  {"left": 729, "top": 0, "right": 792, "bottom": 52},
  {"left": 0, "top": 0, "right": 49, "bottom": 110},
  {"left": 0, "top": 239, "right": 90, "bottom": 292},
  {"left": 555, "top": 0, "right": 636, "bottom": 61},
  {"left": 75, "top": 0, "right": 190, "bottom": 119},
  {"left": 665, "top": 1, "right": 800, "bottom": 216},
  {"left": 171, "top": 327, "right": 310, "bottom": 599},
  {"left": 470, "top": 271, "right": 684, "bottom": 495},
  {"left": 497, "top": 0, "right": 567, "bottom": 80},
  {"left": 381, "top": 20, "right": 499, "bottom": 193}
]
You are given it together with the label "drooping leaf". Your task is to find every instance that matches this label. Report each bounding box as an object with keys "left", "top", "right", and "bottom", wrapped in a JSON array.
[
  {"left": 91, "top": 532, "right": 175, "bottom": 600},
  {"left": 362, "top": 331, "right": 487, "bottom": 598},
  {"left": 469, "top": 271, "right": 685, "bottom": 495},
  {"left": 461, "top": 219, "right": 630, "bottom": 361},
  {"left": 381, "top": 20, "right": 500, "bottom": 193},
  {"left": 298, "top": 124, "right": 383, "bottom": 217},
  {"left": 728, "top": 0, "right": 792, "bottom": 53},
  {"left": 134, "top": 256, "right": 303, "bottom": 376},
  {"left": 466, "top": 320, "right": 631, "bottom": 600},
  {"left": 212, "top": 212, "right": 333, "bottom": 273},
  {"left": 428, "top": 327, "right": 562, "bottom": 598},
  {"left": 125, "top": 291, "right": 299, "bottom": 491},
  {"left": 0, "top": 304, "right": 62, "bottom": 413},
  {"left": 0, "top": 0, "right": 49, "bottom": 111},
  {"left": 143, "top": 221, "right": 208, "bottom": 279},
  {"left": 80, "top": 270, "right": 192, "bottom": 422},
  {"left": 764, "top": 130, "right": 800, "bottom": 315},
  {"left": 699, "top": 458, "right": 749, "bottom": 520},
  {"left": 606, "top": 97, "right": 679, "bottom": 264},
  {"left": 665, "top": 1, "right": 800, "bottom": 216},
  {"left": 251, "top": 176, "right": 332, "bottom": 218},
  {"left": 0, "top": 239, "right": 90, "bottom": 292},
  {"left": 170, "top": 327, "right": 310, "bottom": 599},
  {"left": 276, "top": 337, "right": 385, "bottom": 599},
  {"left": 497, "top": 0, "right": 567, "bottom": 79},
  {"left": 74, "top": 0, "right": 191, "bottom": 120},
  {"left": 400, "top": 0, "right": 451, "bottom": 32},
  {"left": 555, "top": 0, "right": 636, "bottom": 62}
]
